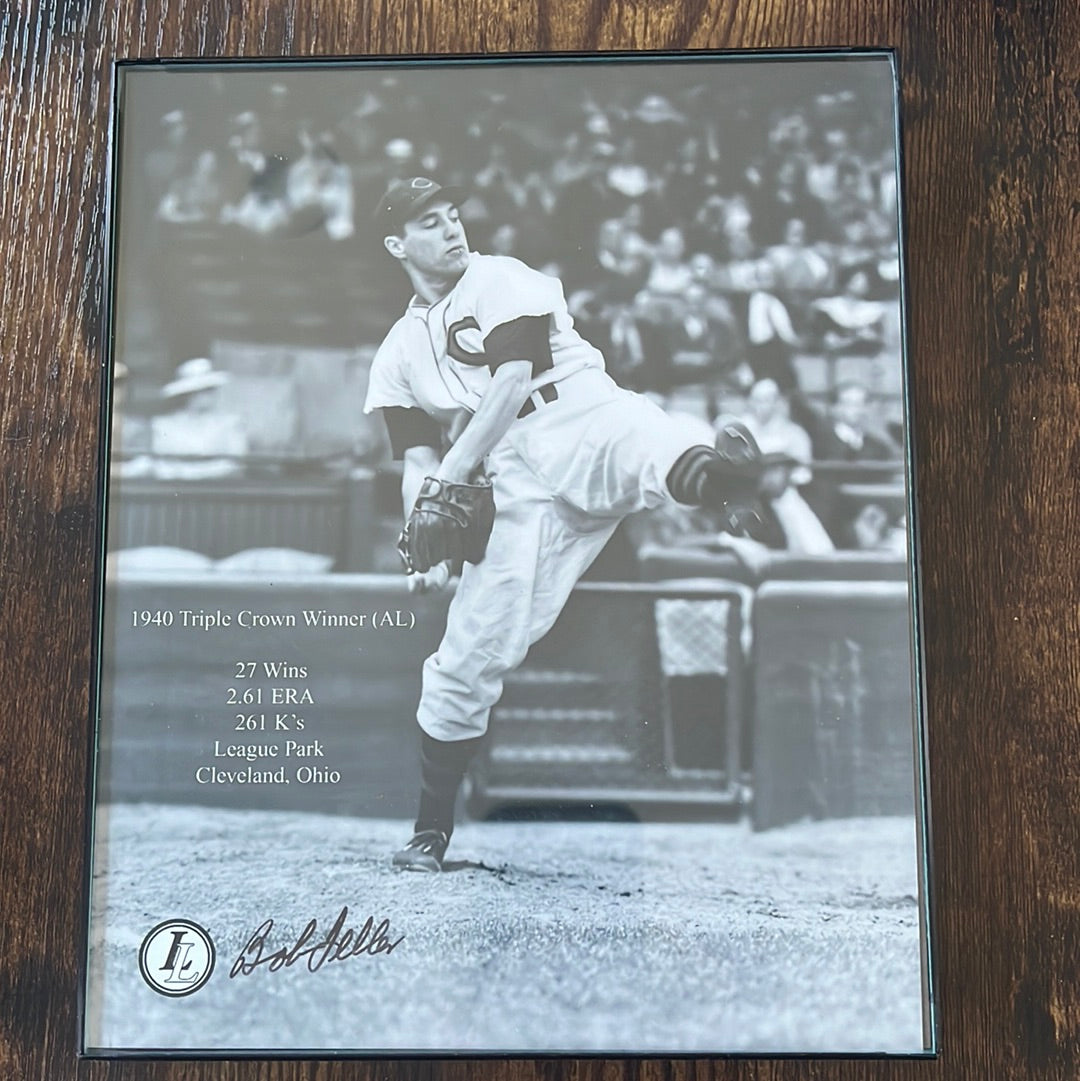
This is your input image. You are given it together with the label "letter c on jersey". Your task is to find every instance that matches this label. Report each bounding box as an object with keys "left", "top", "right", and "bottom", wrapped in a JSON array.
[{"left": 446, "top": 317, "right": 489, "bottom": 367}]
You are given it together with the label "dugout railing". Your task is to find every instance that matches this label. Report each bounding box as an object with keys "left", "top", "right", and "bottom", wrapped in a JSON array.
[{"left": 107, "top": 466, "right": 378, "bottom": 571}]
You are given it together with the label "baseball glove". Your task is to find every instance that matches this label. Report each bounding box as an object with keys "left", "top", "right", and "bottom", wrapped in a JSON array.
[{"left": 397, "top": 476, "right": 496, "bottom": 575}]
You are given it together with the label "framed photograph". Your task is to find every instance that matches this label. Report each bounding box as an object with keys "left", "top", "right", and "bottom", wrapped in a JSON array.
[{"left": 84, "top": 50, "right": 932, "bottom": 1057}]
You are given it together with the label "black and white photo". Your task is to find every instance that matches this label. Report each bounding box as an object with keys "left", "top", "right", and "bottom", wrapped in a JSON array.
[{"left": 85, "top": 52, "right": 932, "bottom": 1056}]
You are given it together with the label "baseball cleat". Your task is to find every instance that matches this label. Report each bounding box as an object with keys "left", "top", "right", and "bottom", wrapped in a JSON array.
[
  {"left": 719, "top": 502, "right": 767, "bottom": 539},
  {"left": 714, "top": 419, "right": 762, "bottom": 468},
  {"left": 392, "top": 829, "right": 449, "bottom": 872}
]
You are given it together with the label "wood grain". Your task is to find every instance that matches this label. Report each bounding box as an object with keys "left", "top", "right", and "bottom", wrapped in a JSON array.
[{"left": 2, "top": 0, "right": 1078, "bottom": 1078}]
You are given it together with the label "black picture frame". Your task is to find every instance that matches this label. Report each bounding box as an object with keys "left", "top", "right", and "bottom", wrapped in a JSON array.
[{"left": 85, "top": 48, "right": 932, "bottom": 1061}]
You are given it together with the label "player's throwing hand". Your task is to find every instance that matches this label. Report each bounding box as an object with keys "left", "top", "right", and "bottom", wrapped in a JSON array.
[{"left": 406, "top": 561, "right": 452, "bottom": 594}]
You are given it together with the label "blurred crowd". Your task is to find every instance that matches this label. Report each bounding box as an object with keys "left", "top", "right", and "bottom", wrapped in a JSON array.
[
  {"left": 147, "top": 69, "right": 901, "bottom": 399},
  {"left": 129, "top": 67, "right": 907, "bottom": 557}
]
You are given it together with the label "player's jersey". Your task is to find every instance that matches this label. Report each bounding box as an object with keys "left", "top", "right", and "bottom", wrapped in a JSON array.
[{"left": 363, "top": 253, "right": 605, "bottom": 423}]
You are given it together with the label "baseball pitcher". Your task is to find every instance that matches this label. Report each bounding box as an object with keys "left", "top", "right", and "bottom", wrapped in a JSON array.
[{"left": 365, "top": 176, "right": 762, "bottom": 871}]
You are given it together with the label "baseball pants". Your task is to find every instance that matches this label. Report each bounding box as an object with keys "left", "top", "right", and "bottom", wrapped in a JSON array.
[{"left": 416, "top": 370, "right": 698, "bottom": 741}]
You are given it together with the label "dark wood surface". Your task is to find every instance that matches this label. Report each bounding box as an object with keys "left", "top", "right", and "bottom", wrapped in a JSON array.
[{"left": 2, "top": 1, "right": 1078, "bottom": 1078}]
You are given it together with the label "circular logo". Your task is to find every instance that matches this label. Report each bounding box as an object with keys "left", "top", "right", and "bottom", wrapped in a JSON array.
[{"left": 138, "top": 919, "right": 215, "bottom": 997}]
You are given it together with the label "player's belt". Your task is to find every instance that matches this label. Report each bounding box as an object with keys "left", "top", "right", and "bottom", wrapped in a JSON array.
[{"left": 517, "top": 382, "right": 559, "bottom": 419}]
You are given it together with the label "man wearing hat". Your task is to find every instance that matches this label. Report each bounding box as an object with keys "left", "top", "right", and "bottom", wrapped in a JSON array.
[
  {"left": 364, "top": 176, "right": 764, "bottom": 872},
  {"left": 150, "top": 357, "right": 248, "bottom": 479}
]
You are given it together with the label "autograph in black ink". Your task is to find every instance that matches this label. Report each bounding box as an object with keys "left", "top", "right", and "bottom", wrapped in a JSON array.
[{"left": 229, "top": 906, "right": 404, "bottom": 978}]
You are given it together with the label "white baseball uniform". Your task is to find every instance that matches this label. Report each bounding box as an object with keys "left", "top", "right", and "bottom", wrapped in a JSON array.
[{"left": 365, "top": 253, "right": 704, "bottom": 741}]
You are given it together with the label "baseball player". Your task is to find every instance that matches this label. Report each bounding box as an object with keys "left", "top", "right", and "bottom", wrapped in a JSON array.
[{"left": 365, "top": 176, "right": 762, "bottom": 871}]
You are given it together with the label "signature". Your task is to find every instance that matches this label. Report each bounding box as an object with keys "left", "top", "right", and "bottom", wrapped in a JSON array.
[{"left": 229, "top": 905, "right": 404, "bottom": 978}]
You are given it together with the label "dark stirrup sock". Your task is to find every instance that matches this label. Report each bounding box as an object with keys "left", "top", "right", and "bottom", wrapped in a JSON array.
[
  {"left": 666, "top": 444, "right": 731, "bottom": 506},
  {"left": 665, "top": 443, "right": 717, "bottom": 501},
  {"left": 414, "top": 731, "right": 484, "bottom": 838}
]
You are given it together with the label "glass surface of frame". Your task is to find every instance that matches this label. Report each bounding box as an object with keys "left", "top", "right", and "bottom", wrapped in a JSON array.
[{"left": 84, "top": 50, "right": 934, "bottom": 1057}]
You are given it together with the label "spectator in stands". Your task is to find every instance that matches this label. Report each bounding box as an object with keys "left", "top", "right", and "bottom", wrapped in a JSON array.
[
  {"left": 150, "top": 358, "right": 249, "bottom": 480},
  {"left": 139, "top": 70, "right": 906, "bottom": 525},
  {"left": 713, "top": 230, "right": 763, "bottom": 291},
  {"left": 630, "top": 227, "right": 715, "bottom": 391},
  {"left": 737, "top": 378, "right": 813, "bottom": 476},
  {"left": 144, "top": 109, "right": 190, "bottom": 208},
  {"left": 708, "top": 231, "right": 801, "bottom": 391},
  {"left": 827, "top": 154, "right": 892, "bottom": 247},
  {"left": 382, "top": 136, "right": 418, "bottom": 178},
  {"left": 809, "top": 269, "right": 890, "bottom": 355},
  {"left": 629, "top": 92, "right": 687, "bottom": 162},
  {"left": 804, "top": 125, "right": 852, "bottom": 208},
  {"left": 768, "top": 108, "right": 811, "bottom": 156},
  {"left": 598, "top": 204, "right": 653, "bottom": 287},
  {"left": 766, "top": 217, "right": 832, "bottom": 295},
  {"left": 488, "top": 222, "right": 520, "bottom": 258},
  {"left": 158, "top": 150, "right": 221, "bottom": 224},
  {"left": 643, "top": 226, "right": 693, "bottom": 297},
  {"left": 809, "top": 381, "right": 902, "bottom": 460},
  {"left": 552, "top": 139, "right": 622, "bottom": 284},
  {"left": 743, "top": 262, "right": 802, "bottom": 391},
  {"left": 747, "top": 150, "right": 823, "bottom": 242},
  {"left": 847, "top": 503, "right": 907, "bottom": 556},
  {"left": 472, "top": 142, "right": 530, "bottom": 223},
  {"left": 549, "top": 131, "right": 593, "bottom": 190},
  {"left": 285, "top": 131, "right": 355, "bottom": 240},
  {"left": 724, "top": 188, "right": 754, "bottom": 232},
  {"left": 661, "top": 134, "right": 709, "bottom": 222},
  {"left": 110, "top": 362, "right": 154, "bottom": 478},
  {"left": 605, "top": 136, "right": 654, "bottom": 203},
  {"left": 567, "top": 211, "right": 652, "bottom": 385},
  {"left": 688, "top": 251, "right": 715, "bottom": 287},
  {"left": 218, "top": 111, "right": 294, "bottom": 234},
  {"left": 663, "top": 282, "right": 745, "bottom": 391},
  {"left": 688, "top": 192, "right": 731, "bottom": 252},
  {"left": 714, "top": 448, "right": 835, "bottom": 574},
  {"left": 631, "top": 226, "right": 689, "bottom": 333}
]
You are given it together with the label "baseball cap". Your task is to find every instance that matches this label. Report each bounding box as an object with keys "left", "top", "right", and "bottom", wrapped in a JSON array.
[{"left": 373, "top": 176, "right": 467, "bottom": 233}]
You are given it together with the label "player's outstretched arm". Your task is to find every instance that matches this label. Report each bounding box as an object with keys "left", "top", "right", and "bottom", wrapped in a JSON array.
[
  {"left": 435, "top": 360, "right": 532, "bottom": 483},
  {"left": 402, "top": 445, "right": 442, "bottom": 517}
]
